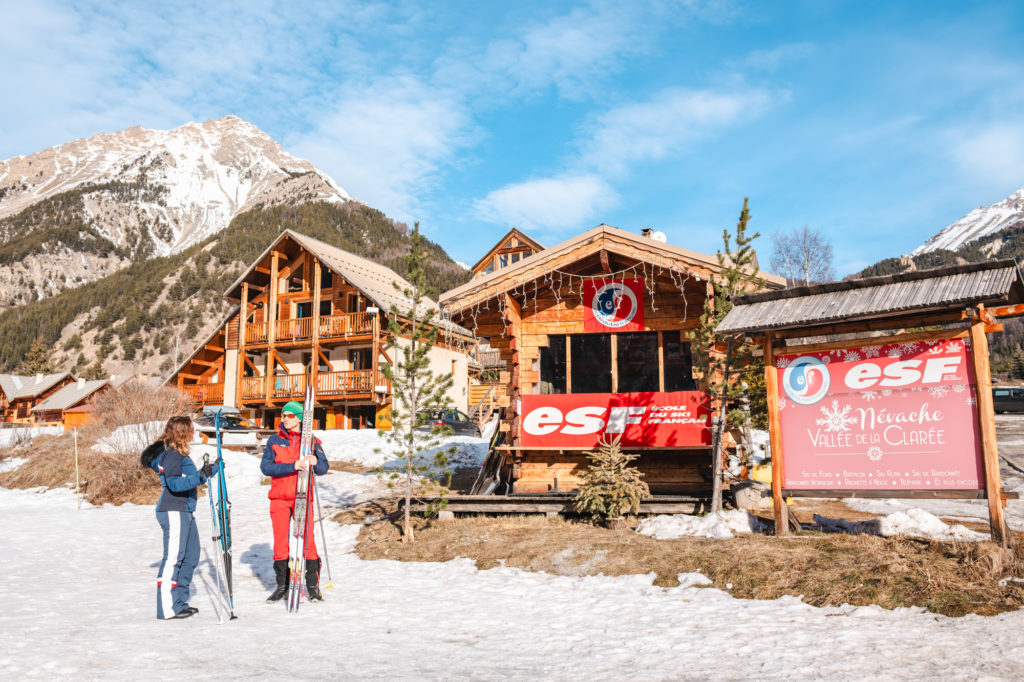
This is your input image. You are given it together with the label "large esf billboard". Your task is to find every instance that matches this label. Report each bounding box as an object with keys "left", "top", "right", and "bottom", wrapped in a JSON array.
[
  {"left": 520, "top": 392, "right": 711, "bottom": 448},
  {"left": 776, "top": 339, "right": 983, "bottom": 490}
]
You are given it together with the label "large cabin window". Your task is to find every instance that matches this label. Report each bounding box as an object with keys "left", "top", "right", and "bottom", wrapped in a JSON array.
[
  {"left": 538, "top": 332, "right": 695, "bottom": 394},
  {"left": 321, "top": 270, "right": 333, "bottom": 289},
  {"left": 571, "top": 334, "right": 612, "bottom": 393},
  {"left": 288, "top": 265, "right": 304, "bottom": 292},
  {"left": 617, "top": 332, "right": 660, "bottom": 392}
]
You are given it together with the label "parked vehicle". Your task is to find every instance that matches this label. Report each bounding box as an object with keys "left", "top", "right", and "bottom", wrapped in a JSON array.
[
  {"left": 993, "top": 387, "right": 1024, "bottom": 414},
  {"left": 415, "top": 408, "right": 481, "bottom": 437},
  {"left": 193, "top": 406, "right": 264, "bottom": 434}
]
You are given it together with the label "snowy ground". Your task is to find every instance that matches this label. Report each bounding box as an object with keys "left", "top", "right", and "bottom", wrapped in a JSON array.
[{"left": 4, "top": 428, "right": 1024, "bottom": 679}]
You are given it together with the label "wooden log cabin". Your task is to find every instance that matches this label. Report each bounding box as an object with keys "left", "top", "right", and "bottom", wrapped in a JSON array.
[
  {"left": 0, "top": 373, "right": 76, "bottom": 424},
  {"left": 440, "top": 224, "right": 785, "bottom": 495},
  {"left": 171, "top": 230, "right": 475, "bottom": 429}
]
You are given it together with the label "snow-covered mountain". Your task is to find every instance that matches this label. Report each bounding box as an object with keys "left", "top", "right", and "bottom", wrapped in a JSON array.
[
  {"left": 0, "top": 115, "right": 352, "bottom": 307},
  {"left": 911, "top": 186, "right": 1024, "bottom": 256}
]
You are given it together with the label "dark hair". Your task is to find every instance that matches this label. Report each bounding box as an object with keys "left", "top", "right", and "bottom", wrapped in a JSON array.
[{"left": 159, "top": 416, "right": 194, "bottom": 455}]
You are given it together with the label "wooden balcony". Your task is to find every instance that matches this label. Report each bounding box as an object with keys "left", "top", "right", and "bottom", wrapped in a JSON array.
[
  {"left": 244, "top": 311, "right": 375, "bottom": 347},
  {"left": 238, "top": 369, "right": 391, "bottom": 403},
  {"left": 182, "top": 383, "right": 225, "bottom": 406}
]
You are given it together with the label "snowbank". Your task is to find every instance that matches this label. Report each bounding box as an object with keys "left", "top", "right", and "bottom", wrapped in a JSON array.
[
  {"left": 0, "top": 425, "right": 62, "bottom": 448},
  {"left": 314, "top": 428, "right": 489, "bottom": 470},
  {"left": 635, "top": 510, "right": 768, "bottom": 539},
  {"left": 815, "top": 508, "right": 989, "bottom": 541}
]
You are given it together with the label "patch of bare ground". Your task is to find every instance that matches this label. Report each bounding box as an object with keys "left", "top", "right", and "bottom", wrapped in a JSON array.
[
  {"left": 354, "top": 506, "right": 1024, "bottom": 617},
  {"left": 0, "top": 428, "right": 162, "bottom": 505}
]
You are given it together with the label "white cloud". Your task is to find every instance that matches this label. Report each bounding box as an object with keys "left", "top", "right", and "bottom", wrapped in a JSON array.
[
  {"left": 579, "top": 87, "right": 774, "bottom": 176},
  {"left": 949, "top": 123, "right": 1024, "bottom": 190},
  {"left": 289, "top": 77, "right": 477, "bottom": 221},
  {"left": 473, "top": 174, "right": 618, "bottom": 231}
]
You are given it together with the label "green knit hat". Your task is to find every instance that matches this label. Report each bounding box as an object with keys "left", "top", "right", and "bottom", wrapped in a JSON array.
[{"left": 281, "top": 401, "right": 304, "bottom": 421}]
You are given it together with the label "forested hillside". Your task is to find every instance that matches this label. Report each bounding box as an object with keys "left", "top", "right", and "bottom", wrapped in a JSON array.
[{"left": 0, "top": 201, "right": 470, "bottom": 376}]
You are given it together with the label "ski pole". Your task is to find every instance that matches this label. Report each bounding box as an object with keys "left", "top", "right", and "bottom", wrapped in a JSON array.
[
  {"left": 312, "top": 473, "right": 334, "bottom": 589},
  {"left": 204, "top": 453, "right": 228, "bottom": 624}
]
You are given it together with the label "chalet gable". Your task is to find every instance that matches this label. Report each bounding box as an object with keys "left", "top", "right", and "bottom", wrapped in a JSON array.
[{"left": 470, "top": 228, "right": 545, "bottom": 279}]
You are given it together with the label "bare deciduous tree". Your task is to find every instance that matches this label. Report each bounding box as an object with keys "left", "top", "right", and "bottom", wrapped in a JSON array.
[
  {"left": 93, "top": 381, "right": 192, "bottom": 455},
  {"left": 769, "top": 225, "right": 836, "bottom": 286}
]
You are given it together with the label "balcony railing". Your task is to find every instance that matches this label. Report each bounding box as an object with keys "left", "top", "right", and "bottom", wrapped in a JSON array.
[
  {"left": 182, "top": 383, "right": 225, "bottom": 405},
  {"left": 238, "top": 370, "right": 390, "bottom": 402},
  {"left": 244, "top": 311, "right": 375, "bottom": 346}
]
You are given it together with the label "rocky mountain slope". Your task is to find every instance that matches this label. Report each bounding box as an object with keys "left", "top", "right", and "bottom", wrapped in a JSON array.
[
  {"left": 911, "top": 185, "right": 1024, "bottom": 256},
  {"left": 0, "top": 116, "right": 351, "bottom": 308}
]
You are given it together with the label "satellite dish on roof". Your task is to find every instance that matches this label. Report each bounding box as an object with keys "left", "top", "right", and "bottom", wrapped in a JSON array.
[{"left": 651, "top": 231, "right": 667, "bottom": 243}]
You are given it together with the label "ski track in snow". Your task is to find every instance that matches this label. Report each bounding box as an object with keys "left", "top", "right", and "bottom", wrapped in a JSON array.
[{"left": 3, "top": 440, "right": 1024, "bottom": 679}]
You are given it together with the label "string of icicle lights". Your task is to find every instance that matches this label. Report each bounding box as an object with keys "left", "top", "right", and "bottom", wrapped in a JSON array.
[{"left": 445, "top": 252, "right": 711, "bottom": 334}]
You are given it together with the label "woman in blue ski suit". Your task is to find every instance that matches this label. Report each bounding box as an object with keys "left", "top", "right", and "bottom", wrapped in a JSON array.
[{"left": 144, "top": 416, "right": 216, "bottom": 620}]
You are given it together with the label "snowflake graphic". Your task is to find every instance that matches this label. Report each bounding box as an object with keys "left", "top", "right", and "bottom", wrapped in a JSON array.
[
  {"left": 927, "top": 344, "right": 946, "bottom": 355},
  {"left": 867, "top": 446, "right": 883, "bottom": 462},
  {"left": 887, "top": 350, "right": 902, "bottom": 359},
  {"left": 816, "top": 400, "right": 857, "bottom": 432},
  {"left": 778, "top": 397, "right": 788, "bottom": 410},
  {"left": 946, "top": 341, "right": 963, "bottom": 353},
  {"left": 860, "top": 391, "right": 879, "bottom": 401},
  {"left": 966, "top": 396, "right": 977, "bottom": 407},
  {"left": 862, "top": 346, "right": 881, "bottom": 359},
  {"left": 951, "top": 384, "right": 966, "bottom": 393},
  {"left": 928, "top": 385, "right": 950, "bottom": 398},
  {"left": 843, "top": 350, "right": 862, "bottom": 362},
  {"left": 776, "top": 357, "right": 791, "bottom": 369},
  {"left": 895, "top": 342, "right": 921, "bottom": 356}
]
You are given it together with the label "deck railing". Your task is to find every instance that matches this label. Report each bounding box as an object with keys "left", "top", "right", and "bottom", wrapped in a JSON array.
[
  {"left": 238, "top": 370, "right": 389, "bottom": 402},
  {"left": 182, "top": 383, "right": 225, "bottom": 405},
  {"left": 244, "top": 311, "right": 375, "bottom": 345}
]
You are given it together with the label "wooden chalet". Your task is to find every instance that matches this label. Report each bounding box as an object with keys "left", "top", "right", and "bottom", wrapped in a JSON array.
[
  {"left": 0, "top": 373, "right": 76, "bottom": 423},
  {"left": 440, "top": 224, "right": 785, "bottom": 497},
  {"left": 470, "top": 228, "right": 544, "bottom": 279},
  {"left": 30, "top": 378, "right": 109, "bottom": 427},
  {"left": 171, "top": 230, "right": 475, "bottom": 430}
]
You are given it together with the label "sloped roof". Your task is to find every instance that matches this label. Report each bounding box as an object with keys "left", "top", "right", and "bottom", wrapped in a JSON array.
[
  {"left": 31, "top": 379, "right": 108, "bottom": 413},
  {"left": 165, "top": 306, "right": 238, "bottom": 383},
  {"left": 225, "top": 230, "right": 472, "bottom": 337},
  {"left": 716, "top": 259, "right": 1024, "bottom": 334},
  {"left": 0, "top": 372, "right": 73, "bottom": 399},
  {"left": 441, "top": 223, "right": 785, "bottom": 311},
  {"left": 470, "top": 227, "right": 545, "bottom": 273}
]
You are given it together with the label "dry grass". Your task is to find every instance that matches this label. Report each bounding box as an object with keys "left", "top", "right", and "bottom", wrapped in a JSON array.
[
  {"left": 355, "top": 510, "right": 1024, "bottom": 617},
  {"left": 0, "top": 427, "right": 162, "bottom": 505}
]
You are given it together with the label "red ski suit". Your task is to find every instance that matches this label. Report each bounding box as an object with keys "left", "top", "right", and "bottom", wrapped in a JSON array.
[{"left": 259, "top": 426, "right": 329, "bottom": 561}]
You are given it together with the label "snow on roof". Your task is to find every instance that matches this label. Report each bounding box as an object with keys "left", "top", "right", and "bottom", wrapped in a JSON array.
[
  {"left": 31, "top": 379, "right": 108, "bottom": 413},
  {"left": 0, "top": 372, "right": 73, "bottom": 399}
]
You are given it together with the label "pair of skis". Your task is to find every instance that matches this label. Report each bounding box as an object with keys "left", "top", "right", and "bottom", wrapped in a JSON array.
[
  {"left": 287, "top": 381, "right": 318, "bottom": 613},
  {"left": 205, "top": 409, "right": 236, "bottom": 622}
]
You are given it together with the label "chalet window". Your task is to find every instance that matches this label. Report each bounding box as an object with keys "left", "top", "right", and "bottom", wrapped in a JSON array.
[
  {"left": 320, "top": 301, "right": 332, "bottom": 316},
  {"left": 571, "top": 334, "right": 612, "bottom": 393},
  {"left": 321, "top": 270, "right": 333, "bottom": 289},
  {"left": 351, "top": 349, "right": 369, "bottom": 370},
  {"left": 538, "top": 334, "right": 567, "bottom": 394},
  {"left": 302, "top": 352, "right": 329, "bottom": 373},
  {"left": 296, "top": 302, "right": 312, "bottom": 319},
  {"left": 664, "top": 337, "right": 697, "bottom": 391},
  {"left": 347, "top": 293, "right": 364, "bottom": 313},
  {"left": 617, "top": 332, "right": 659, "bottom": 392},
  {"left": 498, "top": 254, "right": 509, "bottom": 269},
  {"left": 511, "top": 252, "right": 520, "bottom": 263},
  {"left": 481, "top": 262, "right": 495, "bottom": 275}
]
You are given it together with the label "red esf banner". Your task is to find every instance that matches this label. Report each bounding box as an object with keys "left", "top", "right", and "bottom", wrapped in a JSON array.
[
  {"left": 520, "top": 392, "right": 711, "bottom": 448},
  {"left": 776, "top": 339, "right": 983, "bottom": 490},
  {"left": 583, "top": 279, "right": 644, "bottom": 332}
]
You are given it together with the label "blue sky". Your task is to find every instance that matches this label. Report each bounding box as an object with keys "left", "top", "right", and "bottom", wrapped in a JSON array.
[{"left": 3, "top": 1, "right": 1024, "bottom": 275}]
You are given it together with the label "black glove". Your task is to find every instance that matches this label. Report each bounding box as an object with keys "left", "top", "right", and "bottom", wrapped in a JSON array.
[{"left": 201, "top": 462, "right": 216, "bottom": 478}]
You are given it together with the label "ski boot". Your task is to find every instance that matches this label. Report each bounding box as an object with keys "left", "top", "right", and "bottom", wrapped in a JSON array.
[
  {"left": 306, "top": 558, "right": 323, "bottom": 602},
  {"left": 266, "top": 559, "right": 288, "bottom": 603}
]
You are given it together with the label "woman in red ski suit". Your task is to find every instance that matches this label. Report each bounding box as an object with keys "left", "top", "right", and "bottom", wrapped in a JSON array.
[{"left": 260, "top": 401, "right": 329, "bottom": 602}]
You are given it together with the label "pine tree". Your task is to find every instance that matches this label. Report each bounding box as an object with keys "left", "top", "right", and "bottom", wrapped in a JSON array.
[
  {"left": 686, "top": 197, "right": 765, "bottom": 511},
  {"left": 16, "top": 337, "right": 55, "bottom": 374},
  {"left": 573, "top": 435, "right": 650, "bottom": 523},
  {"left": 1011, "top": 347, "right": 1024, "bottom": 380},
  {"left": 377, "top": 223, "right": 455, "bottom": 542}
]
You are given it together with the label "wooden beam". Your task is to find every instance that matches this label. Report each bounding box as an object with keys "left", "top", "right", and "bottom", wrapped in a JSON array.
[
  {"left": 243, "top": 355, "right": 262, "bottom": 375},
  {"left": 763, "top": 331, "right": 788, "bottom": 535},
  {"left": 254, "top": 266, "right": 271, "bottom": 275},
  {"left": 990, "top": 303, "right": 1024, "bottom": 319},
  {"left": 599, "top": 249, "right": 612, "bottom": 274},
  {"left": 317, "top": 348, "right": 334, "bottom": 371},
  {"left": 779, "top": 327, "right": 971, "bottom": 356},
  {"left": 204, "top": 344, "right": 225, "bottom": 353},
  {"left": 969, "top": 304, "right": 1010, "bottom": 547}
]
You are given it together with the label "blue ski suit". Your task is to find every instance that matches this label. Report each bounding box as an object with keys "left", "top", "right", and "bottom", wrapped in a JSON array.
[{"left": 153, "top": 446, "right": 210, "bottom": 619}]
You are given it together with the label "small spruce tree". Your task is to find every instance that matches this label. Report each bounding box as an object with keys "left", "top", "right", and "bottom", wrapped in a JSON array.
[
  {"left": 573, "top": 435, "right": 650, "bottom": 523},
  {"left": 687, "top": 197, "right": 765, "bottom": 511},
  {"left": 377, "top": 222, "right": 455, "bottom": 542},
  {"left": 16, "top": 337, "right": 55, "bottom": 375}
]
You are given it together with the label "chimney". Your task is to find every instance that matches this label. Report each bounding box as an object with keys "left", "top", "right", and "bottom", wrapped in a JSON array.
[
  {"left": 35, "top": 373, "right": 43, "bottom": 383},
  {"left": 78, "top": 378, "right": 86, "bottom": 389},
  {"left": 641, "top": 228, "right": 653, "bottom": 238}
]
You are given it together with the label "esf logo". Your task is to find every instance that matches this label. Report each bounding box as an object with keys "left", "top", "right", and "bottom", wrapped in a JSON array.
[
  {"left": 523, "top": 406, "right": 647, "bottom": 436},
  {"left": 782, "top": 356, "right": 830, "bottom": 405},
  {"left": 592, "top": 282, "right": 638, "bottom": 328}
]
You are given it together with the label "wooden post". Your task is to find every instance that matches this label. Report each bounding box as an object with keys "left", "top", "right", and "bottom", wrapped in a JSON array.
[
  {"left": 968, "top": 304, "right": 1009, "bottom": 546},
  {"left": 610, "top": 333, "right": 618, "bottom": 393},
  {"left": 504, "top": 293, "right": 522, "bottom": 445},
  {"left": 266, "top": 251, "right": 279, "bottom": 407},
  {"left": 657, "top": 331, "right": 665, "bottom": 392},
  {"left": 763, "top": 332, "right": 788, "bottom": 534},
  {"left": 371, "top": 308, "right": 381, "bottom": 405},
  {"left": 238, "top": 282, "right": 249, "bottom": 409}
]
